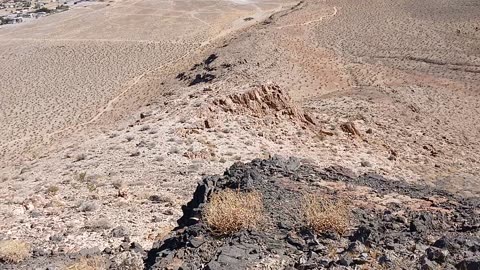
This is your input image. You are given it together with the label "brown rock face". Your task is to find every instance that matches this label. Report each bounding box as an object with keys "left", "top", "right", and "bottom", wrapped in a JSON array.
[
  {"left": 213, "top": 83, "right": 316, "bottom": 126},
  {"left": 340, "top": 122, "right": 361, "bottom": 138}
]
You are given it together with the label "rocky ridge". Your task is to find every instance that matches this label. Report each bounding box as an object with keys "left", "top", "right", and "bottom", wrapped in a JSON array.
[{"left": 147, "top": 157, "right": 480, "bottom": 269}]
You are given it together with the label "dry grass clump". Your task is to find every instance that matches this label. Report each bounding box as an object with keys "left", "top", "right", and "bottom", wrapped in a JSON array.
[
  {"left": 0, "top": 240, "right": 30, "bottom": 263},
  {"left": 302, "top": 194, "right": 350, "bottom": 235},
  {"left": 65, "top": 256, "right": 106, "bottom": 270},
  {"left": 46, "top": 185, "right": 59, "bottom": 195},
  {"left": 203, "top": 189, "right": 263, "bottom": 235}
]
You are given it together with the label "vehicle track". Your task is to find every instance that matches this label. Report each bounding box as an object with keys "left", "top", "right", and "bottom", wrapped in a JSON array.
[
  {"left": 275, "top": 6, "right": 337, "bottom": 29},
  {"left": 0, "top": 3, "right": 294, "bottom": 150}
]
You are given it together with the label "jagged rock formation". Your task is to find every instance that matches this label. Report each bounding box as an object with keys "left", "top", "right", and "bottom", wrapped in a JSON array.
[
  {"left": 146, "top": 157, "right": 480, "bottom": 269},
  {"left": 213, "top": 84, "right": 316, "bottom": 126}
]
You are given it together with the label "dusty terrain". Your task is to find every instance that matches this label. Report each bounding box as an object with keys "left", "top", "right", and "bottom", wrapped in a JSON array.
[
  {"left": 0, "top": 0, "right": 479, "bottom": 268},
  {"left": 147, "top": 157, "right": 479, "bottom": 269},
  {"left": 0, "top": 0, "right": 289, "bottom": 162}
]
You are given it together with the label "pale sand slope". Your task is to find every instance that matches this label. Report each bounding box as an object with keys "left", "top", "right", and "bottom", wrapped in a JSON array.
[{"left": 0, "top": 0, "right": 290, "bottom": 164}]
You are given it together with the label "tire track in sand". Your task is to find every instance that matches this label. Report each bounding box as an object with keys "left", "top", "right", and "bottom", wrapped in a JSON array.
[
  {"left": 275, "top": 6, "right": 337, "bottom": 29},
  {"left": 0, "top": 5, "right": 290, "bottom": 149}
]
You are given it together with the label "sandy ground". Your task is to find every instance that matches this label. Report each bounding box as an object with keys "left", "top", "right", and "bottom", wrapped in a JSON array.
[
  {"left": 0, "top": 0, "right": 291, "bottom": 164},
  {"left": 0, "top": 0, "right": 479, "bottom": 268}
]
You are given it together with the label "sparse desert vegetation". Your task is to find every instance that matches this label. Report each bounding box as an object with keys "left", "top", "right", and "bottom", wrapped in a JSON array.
[
  {"left": 302, "top": 193, "right": 350, "bottom": 235},
  {"left": 203, "top": 189, "right": 264, "bottom": 235},
  {"left": 149, "top": 157, "right": 480, "bottom": 269},
  {"left": 0, "top": 240, "right": 30, "bottom": 264},
  {"left": 0, "top": 0, "right": 286, "bottom": 164},
  {"left": 0, "top": 0, "right": 479, "bottom": 268},
  {"left": 65, "top": 256, "right": 106, "bottom": 270}
]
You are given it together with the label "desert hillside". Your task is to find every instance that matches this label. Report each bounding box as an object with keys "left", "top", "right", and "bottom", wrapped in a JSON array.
[
  {"left": 0, "top": 0, "right": 479, "bottom": 269},
  {"left": 0, "top": 0, "right": 288, "bottom": 163}
]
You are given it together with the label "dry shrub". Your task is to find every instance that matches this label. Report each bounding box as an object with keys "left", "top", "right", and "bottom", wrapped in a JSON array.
[
  {"left": 66, "top": 256, "right": 106, "bottom": 270},
  {"left": 302, "top": 194, "right": 350, "bottom": 235},
  {"left": 203, "top": 189, "right": 263, "bottom": 235},
  {"left": 0, "top": 240, "right": 30, "bottom": 263},
  {"left": 46, "top": 185, "right": 59, "bottom": 195}
]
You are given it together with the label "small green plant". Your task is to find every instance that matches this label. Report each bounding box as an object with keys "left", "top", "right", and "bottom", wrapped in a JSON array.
[
  {"left": 87, "top": 182, "right": 97, "bottom": 192},
  {"left": 46, "top": 185, "right": 59, "bottom": 195},
  {"left": 76, "top": 172, "right": 87, "bottom": 182}
]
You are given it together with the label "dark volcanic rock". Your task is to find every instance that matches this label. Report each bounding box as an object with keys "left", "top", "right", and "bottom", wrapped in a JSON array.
[
  {"left": 426, "top": 247, "right": 448, "bottom": 263},
  {"left": 456, "top": 257, "right": 480, "bottom": 270},
  {"left": 2, "top": 157, "right": 479, "bottom": 270},
  {"left": 145, "top": 157, "right": 480, "bottom": 269},
  {"left": 189, "top": 73, "right": 216, "bottom": 86},
  {"left": 349, "top": 226, "right": 371, "bottom": 244},
  {"left": 111, "top": 226, "right": 129, "bottom": 238}
]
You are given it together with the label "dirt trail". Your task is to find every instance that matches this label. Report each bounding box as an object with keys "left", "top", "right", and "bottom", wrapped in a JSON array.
[
  {"left": 0, "top": 3, "right": 296, "bottom": 150},
  {"left": 1, "top": 0, "right": 479, "bottom": 269},
  {"left": 276, "top": 6, "right": 337, "bottom": 29}
]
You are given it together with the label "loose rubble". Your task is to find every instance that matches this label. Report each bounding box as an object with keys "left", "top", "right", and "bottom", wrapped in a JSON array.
[{"left": 147, "top": 157, "right": 480, "bottom": 270}]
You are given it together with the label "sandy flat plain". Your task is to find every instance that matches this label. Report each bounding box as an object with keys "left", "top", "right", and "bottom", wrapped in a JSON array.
[{"left": 0, "top": 0, "right": 289, "bottom": 163}]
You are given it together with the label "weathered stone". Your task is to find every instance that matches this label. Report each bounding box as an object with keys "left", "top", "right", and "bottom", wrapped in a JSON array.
[
  {"left": 360, "top": 161, "right": 372, "bottom": 167},
  {"left": 49, "top": 234, "right": 63, "bottom": 242},
  {"left": 426, "top": 247, "right": 448, "bottom": 263},
  {"left": 456, "top": 257, "right": 480, "bottom": 270},
  {"left": 420, "top": 257, "right": 437, "bottom": 270},
  {"left": 189, "top": 237, "right": 205, "bottom": 248},
  {"left": 206, "top": 261, "right": 223, "bottom": 270},
  {"left": 78, "top": 247, "right": 101, "bottom": 257},
  {"left": 143, "top": 157, "right": 480, "bottom": 270},
  {"left": 350, "top": 226, "right": 371, "bottom": 243},
  {"left": 378, "top": 254, "right": 392, "bottom": 265},
  {"left": 347, "top": 241, "right": 366, "bottom": 253},
  {"left": 286, "top": 232, "right": 306, "bottom": 250},
  {"left": 337, "top": 254, "right": 353, "bottom": 266},
  {"left": 213, "top": 83, "right": 316, "bottom": 126},
  {"left": 111, "top": 226, "right": 129, "bottom": 238}
]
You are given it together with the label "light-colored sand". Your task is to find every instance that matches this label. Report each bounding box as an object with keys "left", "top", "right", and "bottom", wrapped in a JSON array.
[
  {"left": 0, "top": 0, "right": 479, "bottom": 268},
  {"left": 0, "top": 0, "right": 290, "bottom": 164}
]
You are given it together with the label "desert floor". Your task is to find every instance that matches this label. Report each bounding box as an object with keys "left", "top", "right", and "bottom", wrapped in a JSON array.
[
  {"left": 0, "top": 0, "right": 291, "bottom": 163},
  {"left": 0, "top": 0, "right": 479, "bottom": 268}
]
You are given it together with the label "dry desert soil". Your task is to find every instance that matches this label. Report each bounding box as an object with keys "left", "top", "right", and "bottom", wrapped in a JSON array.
[{"left": 0, "top": 0, "right": 479, "bottom": 269}]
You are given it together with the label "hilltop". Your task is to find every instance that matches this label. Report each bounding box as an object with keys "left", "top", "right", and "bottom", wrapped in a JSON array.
[{"left": 0, "top": 0, "right": 479, "bottom": 269}]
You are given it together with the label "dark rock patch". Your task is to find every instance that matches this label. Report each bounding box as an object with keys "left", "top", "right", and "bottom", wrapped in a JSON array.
[
  {"left": 175, "top": 54, "right": 222, "bottom": 86},
  {"left": 188, "top": 73, "right": 216, "bottom": 86},
  {"left": 146, "top": 156, "right": 480, "bottom": 269}
]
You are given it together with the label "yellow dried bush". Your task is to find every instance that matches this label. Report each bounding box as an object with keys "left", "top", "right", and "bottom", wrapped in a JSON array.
[
  {"left": 302, "top": 193, "right": 350, "bottom": 235},
  {"left": 65, "top": 256, "right": 106, "bottom": 270},
  {"left": 0, "top": 240, "right": 30, "bottom": 264},
  {"left": 203, "top": 189, "right": 264, "bottom": 235}
]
